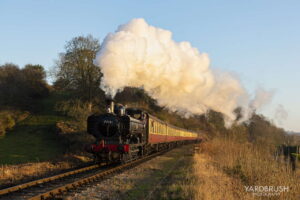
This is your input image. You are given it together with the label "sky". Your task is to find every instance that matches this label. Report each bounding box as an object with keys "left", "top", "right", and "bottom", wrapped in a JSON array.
[{"left": 1, "top": 0, "right": 299, "bottom": 132}]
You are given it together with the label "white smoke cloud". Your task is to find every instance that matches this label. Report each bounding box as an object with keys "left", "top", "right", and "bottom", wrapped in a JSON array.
[{"left": 94, "top": 18, "right": 272, "bottom": 125}]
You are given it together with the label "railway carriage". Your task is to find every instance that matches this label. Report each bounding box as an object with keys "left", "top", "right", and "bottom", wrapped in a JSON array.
[
  {"left": 86, "top": 99, "right": 204, "bottom": 163},
  {"left": 148, "top": 114, "right": 199, "bottom": 143}
]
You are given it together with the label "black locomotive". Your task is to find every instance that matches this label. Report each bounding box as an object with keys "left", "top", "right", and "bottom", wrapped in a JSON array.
[{"left": 86, "top": 99, "right": 147, "bottom": 163}]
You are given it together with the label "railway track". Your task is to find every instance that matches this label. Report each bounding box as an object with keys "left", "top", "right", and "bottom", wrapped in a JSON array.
[
  {"left": 0, "top": 162, "right": 104, "bottom": 200},
  {"left": 0, "top": 149, "right": 170, "bottom": 200}
]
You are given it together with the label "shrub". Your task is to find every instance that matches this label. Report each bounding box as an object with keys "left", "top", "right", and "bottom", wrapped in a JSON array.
[
  {"left": 55, "top": 100, "right": 91, "bottom": 130},
  {"left": 0, "top": 126, "right": 5, "bottom": 137},
  {"left": 0, "top": 110, "right": 29, "bottom": 137},
  {"left": 0, "top": 112, "right": 15, "bottom": 136}
]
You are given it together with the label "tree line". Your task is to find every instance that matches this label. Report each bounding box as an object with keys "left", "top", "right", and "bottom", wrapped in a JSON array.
[
  {"left": 0, "top": 63, "right": 49, "bottom": 110},
  {"left": 0, "top": 35, "right": 103, "bottom": 111}
]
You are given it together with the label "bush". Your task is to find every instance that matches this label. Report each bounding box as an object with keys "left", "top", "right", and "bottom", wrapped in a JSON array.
[
  {"left": 0, "top": 113, "right": 15, "bottom": 136},
  {"left": 5, "top": 114, "right": 15, "bottom": 129},
  {"left": 55, "top": 100, "right": 91, "bottom": 130},
  {"left": 0, "top": 110, "right": 29, "bottom": 137},
  {"left": 0, "top": 126, "right": 5, "bottom": 137}
]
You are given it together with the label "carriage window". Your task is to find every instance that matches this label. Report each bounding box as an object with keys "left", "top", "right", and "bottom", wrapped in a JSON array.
[
  {"left": 151, "top": 121, "right": 154, "bottom": 132},
  {"left": 159, "top": 125, "right": 161, "bottom": 134},
  {"left": 158, "top": 124, "right": 160, "bottom": 133}
]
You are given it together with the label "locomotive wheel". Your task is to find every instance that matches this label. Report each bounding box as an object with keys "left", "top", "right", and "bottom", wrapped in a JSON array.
[{"left": 121, "top": 154, "right": 132, "bottom": 164}]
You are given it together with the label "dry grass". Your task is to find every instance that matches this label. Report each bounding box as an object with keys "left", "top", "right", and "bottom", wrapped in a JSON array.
[
  {"left": 0, "top": 154, "right": 92, "bottom": 188},
  {"left": 192, "top": 153, "right": 254, "bottom": 200},
  {"left": 192, "top": 138, "right": 300, "bottom": 200},
  {"left": 0, "top": 161, "right": 70, "bottom": 187}
]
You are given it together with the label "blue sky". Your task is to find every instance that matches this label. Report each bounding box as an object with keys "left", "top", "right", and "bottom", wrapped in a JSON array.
[{"left": 1, "top": 0, "right": 299, "bottom": 131}]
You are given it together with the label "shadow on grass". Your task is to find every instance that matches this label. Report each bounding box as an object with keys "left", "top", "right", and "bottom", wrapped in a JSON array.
[
  {"left": 0, "top": 120, "right": 66, "bottom": 165},
  {"left": 0, "top": 92, "right": 77, "bottom": 165}
]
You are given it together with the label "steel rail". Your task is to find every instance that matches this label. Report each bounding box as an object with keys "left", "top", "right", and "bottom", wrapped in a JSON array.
[
  {"left": 0, "top": 164, "right": 100, "bottom": 196},
  {"left": 28, "top": 150, "right": 167, "bottom": 200}
]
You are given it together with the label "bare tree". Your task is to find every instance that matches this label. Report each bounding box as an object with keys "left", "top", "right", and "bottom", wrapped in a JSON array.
[{"left": 54, "top": 35, "right": 102, "bottom": 111}]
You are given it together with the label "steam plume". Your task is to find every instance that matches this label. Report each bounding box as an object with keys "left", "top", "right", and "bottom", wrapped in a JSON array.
[
  {"left": 94, "top": 18, "right": 271, "bottom": 125},
  {"left": 274, "top": 104, "right": 288, "bottom": 125},
  {"left": 250, "top": 88, "right": 275, "bottom": 111}
]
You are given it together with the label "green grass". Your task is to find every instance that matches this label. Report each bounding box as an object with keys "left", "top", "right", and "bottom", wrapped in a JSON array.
[{"left": 0, "top": 92, "right": 69, "bottom": 165}]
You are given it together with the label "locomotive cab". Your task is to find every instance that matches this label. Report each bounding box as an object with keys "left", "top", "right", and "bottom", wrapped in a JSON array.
[{"left": 126, "top": 108, "right": 146, "bottom": 120}]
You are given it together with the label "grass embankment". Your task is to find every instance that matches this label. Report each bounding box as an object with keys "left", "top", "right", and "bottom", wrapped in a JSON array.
[
  {"left": 0, "top": 93, "right": 68, "bottom": 165},
  {"left": 0, "top": 115, "right": 66, "bottom": 164},
  {"left": 192, "top": 138, "right": 300, "bottom": 200},
  {"left": 0, "top": 92, "right": 96, "bottom": 187}
]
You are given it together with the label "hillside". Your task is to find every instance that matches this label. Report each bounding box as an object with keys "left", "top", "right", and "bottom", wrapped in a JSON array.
[{"left": 0, "top": 92, "right": 69, "bottom": 164}]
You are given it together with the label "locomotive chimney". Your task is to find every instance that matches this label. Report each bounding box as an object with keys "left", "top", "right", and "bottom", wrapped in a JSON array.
[{"left": 106, "top": 98, "right": 115, "bottom": 114}]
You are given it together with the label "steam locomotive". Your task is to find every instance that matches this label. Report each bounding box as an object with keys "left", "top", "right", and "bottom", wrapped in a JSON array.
[{"left": 86, "top": 99, "right": 203, "bottom": 163}]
